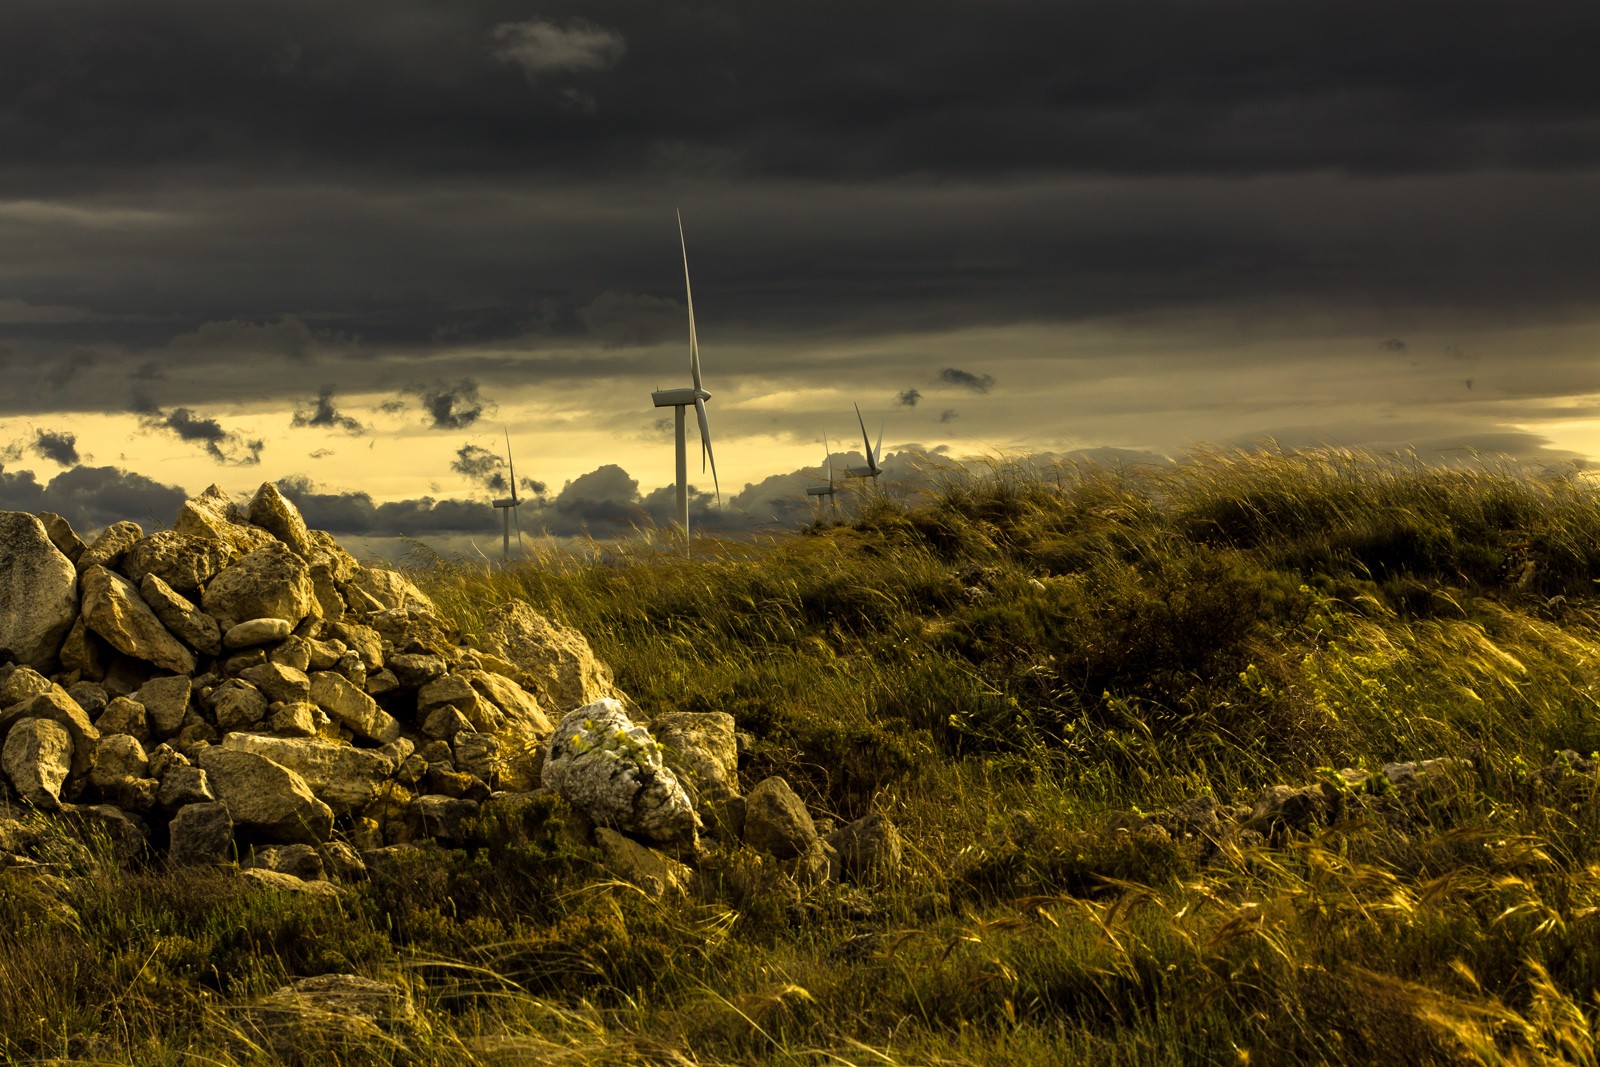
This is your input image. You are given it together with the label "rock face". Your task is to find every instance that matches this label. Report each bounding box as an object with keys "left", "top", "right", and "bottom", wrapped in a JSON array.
[
  {"left": 203, "top": 543, "right": 317, "bottom": 632},
  {"left": 79, "top": 565, "right": 196, "bottom": 674},
  {"left": 0, "top": 512, "right": 79, "bottom": 671},
  {"left": 479, "top": 600, "right": 620, "bottom": 714},
  {"left": 542, "top": 699, "right": 701, "bottom": 843}
]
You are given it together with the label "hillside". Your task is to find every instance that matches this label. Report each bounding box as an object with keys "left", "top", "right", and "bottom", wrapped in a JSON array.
[{"left": 3, "top": 448, "right": 1600, "bottom": 1065}]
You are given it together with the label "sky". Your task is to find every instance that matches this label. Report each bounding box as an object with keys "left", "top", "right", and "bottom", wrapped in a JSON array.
[{"left": 2, "top": 1, "right": 1598, "bottom": 552}]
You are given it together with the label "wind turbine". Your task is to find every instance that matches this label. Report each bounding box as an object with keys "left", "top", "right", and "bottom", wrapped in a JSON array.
[
  {"left": 490, "top": 428, "right": 524, "bottom": 561},
  {"left": 805, "top": 432, "right": 839, "bottom": 512},
  {"left": 844, "top": 403, "right": 884, "bottom": 480},
  {"left": 650, "top": 211, "right": 720, "bottom": 551}
]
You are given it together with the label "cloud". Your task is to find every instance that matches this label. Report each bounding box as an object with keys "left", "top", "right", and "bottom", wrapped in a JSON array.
[
  {"left": 165, "top": 315, "right": 327, "bottom": 362},
  {"left": 451, "top": 443, "right": 509, "bottom": 493},
  {"left": 939, "top": 368, "right": 995, "bottom": 393},
  {"left": 291, "top": 385, "right": 368, "bottom": 435},
  {"left": 30, "top": 430, "right": 79, "bottom": 466},
  {"left": 405, "top": 379, "right": 489, "bottom": 430},
  {"left": 939, "top": 409, "right": 960, "bottom": 423},
  {"left": 1382, "top": 338, "right": 1408, "bottom": 353},
  {"left": 490, "top": 18, "right": 626, "bottom": 79},
  {"left": 0, "top": 464, "right": 187, "bottom": 534},
  {"left": 276, "top": 475, "right": 498, "bottom": 535},
  {"left": 133, "top": 397, "right": 264, "bottom": 466},
  {"left": 578, "top": 291, "right": 682, "bottom": 348},
  {"left": 898, "top": 388, "right": 922, "bottom": 407},
  {"left": 45, "top": 351, "right": 98, "bottom": 390}
]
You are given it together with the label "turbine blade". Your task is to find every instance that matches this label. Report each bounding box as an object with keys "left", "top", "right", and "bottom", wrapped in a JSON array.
[
  {"left": 855, "top": 402, "right": 872, "bottom": 464},
  {"left": 513, "top": 500, "right": 523, "bottom": 551},
  {"left": 874, "top": 422, "right": 884, "bottom": 472},
  {"left": 678, "top": 210, "right": 702, "bottom": 392},
  {"left": 695, "top": 396, "right": 720, "bottom": 503},
  {"left": 504, "top": 428, "right": 518, "bottom": 504},
  {"left": 823, "top": 431, "right": 833, "bottom": 491}
]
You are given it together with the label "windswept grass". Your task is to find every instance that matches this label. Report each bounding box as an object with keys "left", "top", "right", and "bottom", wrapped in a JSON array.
[{"left": 6, "top": 446, "right": 1600, "bottom": 1063}]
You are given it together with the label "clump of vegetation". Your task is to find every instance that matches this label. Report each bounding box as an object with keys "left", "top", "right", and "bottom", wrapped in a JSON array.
[{"left": 6, "top": 446, "right": 1600, "bottom": 1063}]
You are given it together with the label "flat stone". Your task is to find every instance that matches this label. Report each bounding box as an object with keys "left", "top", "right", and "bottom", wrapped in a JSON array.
[
  {"left": 237, "top": 662, "right": 311, "bottom": 705},
  {"left": 221, "top": 733, "right": 396, "bottom": 814},
  {"left": 309, "top": 671, "right": 400, "bottom": 744},
  {"left": 224, "top": 618, "right": 294, "bottom": 649}
]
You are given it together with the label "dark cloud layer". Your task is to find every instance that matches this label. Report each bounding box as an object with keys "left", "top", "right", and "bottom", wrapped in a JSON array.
[{"left": 0, "top": 465, "right": 187, "bottom": 534}]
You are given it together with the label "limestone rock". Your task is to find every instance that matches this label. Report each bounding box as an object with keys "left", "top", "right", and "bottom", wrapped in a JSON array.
[
  {"left": 462, "top": 669, "right": 553, "bottom": 740},
  {"left": 344, "top": 566, "right": 437, "bottom": 615},
  {"left": 238, "top": 662, "right": 311, "bottom": 705},
  {"left": 79, "top": 565, "right": 196, "bottom": 674},
  {"left": 121, "top": 530, "right": 230, "bottom": 596},
  {"left": 245, "top": 842, "right": 325, "bottom": 881},
  {"left": 248, "top": 482, "right": 315, "bottom": 558},
  {"left": 330, "top": 620, "right": 383, "bottom": 670},
  {"left": 37, "top": 512, "right": 86, "bottom": 563},
  {"left": 90, "top": 734, "right": 149, "bottom": 785},
  {"left": 208, "top": 680, "right": 269, "bottom": 732},
  {"left": 95, "top": 696, "right": 150, "bottom": 741},
  {"left": 169, "top": 801, "right": 233, "bottom": 864},
  {"left": 156, "top": 764, "right": 214, "bottom": 808},
  {"left": 0, "top": 665, "right": 55, "bottom": 705},
  {"left": 58, "top": 616, "right": 111, "bottom": 680},
  {"left": 196, "top": 747, "right": 334, "bottom": 843},
  {"left": 138, "top": 574, "right": 223, "bottom": 657},
  {"left": 542, "top": 699, "right": 700, "bottom": 844},
  {"left": 652, "top": 711, "right": 740, "bottom": 802},
  {"left": 388, "top": 652, "right": 448, "bottom": 688},
  {"left": 173, "top": 484, "right": 274, "bottom": 556},
  {"left": 2, "top": 718, "right": 73, "bottom": 808},
  {"left": 224, "top": 617, "right": 293, "bottom": 649},
  {"left": 595, "top": 827, "right": 692, "bottom": 898},
  {"left": 134, "top": 675, "right": 193, "bottom": 737},
  {"left": 826, "top": 813, "right": 904, "bottom": 880},
  {"left": 4, "top": 690, "right": 100, "bottom": 777},
  {"left": 245, "top": 973, "right": 419, "bottom": 1059},
  {"left": 743, "top": 776, "right": 819, "bottom": 860},
  {"left": 221, "top": 733, "right": 396, "bottom": 814},
  {"left": 76, "top": 520, "right": 143, "bottom": 574},
  {"left": 479, "top": 599, "right": 621, "bottom": 714},
  {"left": 308, "top": 671, "right": 400, "bottom": 744},
  {"left": 0, "top": 512, "right": 79, "bottom": 671},
  {"left": 239, "top": 867, "right": 342, "bottom": 897},
  {"left": 201, "top": 542, "right": 316, "bottom": 632},
  {"left": 408, "top": 794, "right": 479, "bottom": 842}
]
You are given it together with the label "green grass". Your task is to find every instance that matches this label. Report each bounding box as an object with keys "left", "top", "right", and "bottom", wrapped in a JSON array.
[{"left": 6, "top": 446, "right": 1600, "bottom": 1063}]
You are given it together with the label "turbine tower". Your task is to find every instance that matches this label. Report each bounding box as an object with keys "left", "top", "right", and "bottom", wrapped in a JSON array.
[
  {"left": 805, "top": 432, "right": 839, "bottom": 512},
  {"left": 490, "top": 429, "right": 524, "bottom": 561},
  {"left": 650, "top": 211, "right": 720, "bottom": 550},
  {"left": 844, "top": 403, "right": 884, "bottom": 479}
]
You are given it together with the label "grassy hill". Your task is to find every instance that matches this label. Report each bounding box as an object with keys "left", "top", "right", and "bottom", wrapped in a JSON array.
[{"left": 4, "top": 448, "right": 1600, "bottom": 1064}]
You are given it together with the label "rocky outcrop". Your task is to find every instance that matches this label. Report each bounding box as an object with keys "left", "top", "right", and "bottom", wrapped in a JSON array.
[{"left": 0, "top": 512, "right": 79, "bottom": 671}]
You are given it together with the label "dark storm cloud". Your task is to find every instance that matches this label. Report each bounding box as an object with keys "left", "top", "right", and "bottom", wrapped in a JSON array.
[
  {"left": 0, "top": 465, "right": 187, "bottom": 534},
  {"left": 31, "top": 430, "right": 80, "bottom": 466},
  {"left": 133, "top": 396, "right": 264, "bottom": 466},
  {"left": 451, "top": 443, "right": 509, "bottom": 493},
  {"left": 405, "top": 380, "right": 488, "bottom": 431},
  {"left": 898, "top": 389, "right": 922, "bottom": 407},
  {"left": 291, "top": 386, "right": 368, "bottom": 435},
  {"left": 939, "top": 368, "right": 995, "bottom": 393},
  {"left": 276, "top": 475, "right": 498, "bottom": 534}
]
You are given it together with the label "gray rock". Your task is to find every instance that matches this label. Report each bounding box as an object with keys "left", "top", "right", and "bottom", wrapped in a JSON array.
[
  {"left": 248, "top": 482, "right": 315, "bottom": 558},
  {"left": 0, "top": 511, "right": 79, "bottom": 671},
  {"left": 121, "top": 530, "right": 231, "bottom": 596},
  {"left": 201, "top": 542, "right": 316, "bottom": 632},
  {"left": 743, "top": 776, "right": 819, "bottom": 860},
  {"left": 224, "top": 618, "right": 293, "bottom": 649},
  {"left": 90, "top": 733, "right": 149, "bottom": 785},
  {"left": 76, "top": 520, "right": 143, "bottom": 575},
  {"left": 209, "top": 681, "right": 269, "bottom": 732},
  {"left": 2, "top": 718, "right": 73, "bottom": 808},
  {"left": 168, "top": 801, "right": 233, "bottom": 864},
  {"left": 134, "top": 675, "right": 193, "bottom": 737},
  {"left": 389, "top": 653, "right": 449, "bottom": 687},
  {"left": 826, "top": 813, "right": 904, "bottom": 880},
  {"left": 652, "top": 711, "right": 740, "bottom": 802},
  {"left": 80, "top": 565, "right": 196, "bottom": 674},
  {"left": 462, "top": 669, "right": 553, "bottom": 740},
  {"left": 452, "top": 731, "right": 500, "bottom": 783},
  {"left": 221, "top": 732, "right": 396, "bottom": 814},
  {"left": 67, "top": 681, "right": 109, "bottom": 717},
  {"left": 238, "top": 867, "right": 343, "bottom": 896},
  {"left": 63, "top": 803, "right": 149, "bottom": 865},
  {"left": 364, "top": 667, "right": 400, "bottom": 696},
  {"left": 196, "top": 747, "right": 334, "bottom": 844},
  {"left": 318, "top": 840, "right": 367, "bottom": 882},
  {"left": 138, "top": 574, "right": 223, "bottom": 657},
  {"left": 58, "top": 616, "right": 111, "bottom": 680},
  {"left": 408, "top": 794, "right": 479, "bottom": 842},
  {"left": 245, "top": 842, "right": 325, "bottom": 881},
  {"left": 417, "top": 674, "right": 479, "bottom": 717},
  {"left": 421, "top": 704, "right": 473, "bottom": 741},
  {"left": 95, "top": 696, "right": 150, "bottom": 741},
  {"left": 309, "top": 671, "right": 400, "bottom": 744},
  {"left": 542, "top": 699, "right": 700, "bottom": 844},
  {"left": 479, "top": 599, "right": 622, "bottom": 714}
]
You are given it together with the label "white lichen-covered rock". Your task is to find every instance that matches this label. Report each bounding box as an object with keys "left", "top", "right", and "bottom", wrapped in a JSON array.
[
  {"left": 541, "top": 699, "right": 700, "bottom": 844},
  {"left": 2, "top": 717, "right": 74, "bottom": 808},
  {"left": 0, "top": 511, "right": 79, "bottom": 671},
  {"left": 478, "top": 599, "right": 623, "bottom": 714},
  {"left": 79, "top": 565, "right": 196, "bottom": 674},
  {"left": 202, "top": 542, "right": 317, "bottom": 632}
]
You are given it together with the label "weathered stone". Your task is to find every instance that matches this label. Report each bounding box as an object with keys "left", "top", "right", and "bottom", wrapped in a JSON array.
[
  {"left": 101, "top": 774, "right": 161, "bottom": 813},
  {"left": 248, "top": 482, "right": 315, "bottom": 558},
  {"left": 222, "top": 648, "right": 267, "bottom": 675},
  {"left": 318, "top": 840, "right": 367, "bottom": 882},
  {"left": 173, "top": 484, "right": 275, "bottom": 557},
  {"left": 265, "top": 701, "right": 318, "bottom": 737},
  {"left": 76, "top": 520, "right": 143, "bottom": 574},
  {"left": 245, "top": 973, "right": 419, "bottom": 1059},
  {"left": 90, "top": 733, "right": 149, "bottom": 785},
  {"left": 267, "top": 635, "right": 313, "bottom": 672},
  {"left": 80, "top": 565, "right": 196, "bottom": 674},
  {"left": 408, "top": 794, "right": 479, "bottom": 842},
  {"left": 417, "top": 674, "right": 480, "bottom": 716},
  {"left": 156, "top": 764, "right": 214, "bottom": 808},
  {"left": 345, "top": 567, "right": 437, "bottom": 615},
  {"left": 333, "top": 650, "right": 367, "bottom": 688},
  {"left": 826, "top": 813, "right": 904, "bottom": 880},
  {"left": 307, "top": 561, "right": 347, "bottom": 623},
  {"left": 221, "top": 732, "right": 396, "bottom": 814},
  {"left": 224, "top": 617, "right": 293, "bottom": 649},
  {"left": 307, "top": 530, "right": 359, "bottom": 583},
  {"left": 421, "top": 704, "right": 474, "bottom": 742},
  {"left": 308, "top": 671, "right": 400, "bottom": 744},
  {"left": 202, "top": 542, "right": 316, "bottom": 633},
  {"left": 146, "top": 742, "right": 187, "bottom": 780},
  {"left": 63, "top": 802, "right": 149, "bottom": 864},
  {"left": 652, "top": 711, "right": 740, "bottom": 802},
  {"left": 0, "top": 512, "right": 79, "bottom": 671},
  {"left": 67, "top": 681, "right": 109, "bottom": 717},
  {"left": 302, "top": 637, "right": 345, "bottom": 671},
  {"left": 237, "top": 662, "right": 311, "bottom": 705},
  {"left": 369, "top": 607, "right": 456, "bottom": 658},
  {"left": 209, "top": 681, "right": 269, "bottom": 732},
  {"left": 595, "top": 827, "right": 693, "bottom": 898},
  {"left": 239, "top": 867, "right": 342, "bottom": 896},
  {"left": 196, "top": 747, "right": 334, "bottom": 843},
  {"left": 743, "top": 776, "right": 819, "bottom": 860},
  {"left": 1245, "top": 783, "right": 1341, "bottom": 837},
  {"left": 0, "top": 665, "right": 55, "bottom": 705},
  {"left": 388, "top": 653, "right": 448, "bottom": 688},
  {"left": 452, "top": 731, "right": 500, "bottom": 783},
  {"left": 463, "top": 669, "right": 553, "bottom": 740},
  {"left": 364, "top": 667, "right": 400, "bottom": 696},
  {"left": 479, "top": 599, "right": 621, "bottom": 714},
  {"left": 425, "top": 763, "right": 480, "bottom": 798},
  {"left": 329, "top": 620, "right": 383, "bottom": 670},
  {"left": 95, "top": 696, "right": 150, "bottom": 742},
  {"left": 138, "top": 574, "right": 223, "bottom": 657},
  {"left": 2, "top": 718, "right": 73, "bottom": 808},
  {"left": 58, "top": 616, "right": 111, "bottom": 680},
  {"left": 169, "top": 801, "right": 233, "bottom": 864},
  {"left": 134, "top": 675, "right": 193, "bottom": 737},
  {"left": 37, "top": 511, "right": 86, "bottom": 563},
  {"left": 245, "top": 842, "right": 325, "bottom": 881},
  {"left": 4, "top": 690, "right": 100, "bottom": 777},
  {"left": 121, "top": 530, "right": 230, "bottom": 596},
  {"left": 542, "top": 699, "right": 700, "bottom": 844}
]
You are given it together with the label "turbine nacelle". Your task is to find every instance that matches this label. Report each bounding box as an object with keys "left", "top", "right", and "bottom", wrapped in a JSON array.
[{"left": 652, "top": 386, "right": 713, "bottom": 408}]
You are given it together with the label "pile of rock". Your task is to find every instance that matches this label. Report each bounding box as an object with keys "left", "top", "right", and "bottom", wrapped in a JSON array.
[{"left": 0, "top": 484, "right": 903, "bottom": 898}]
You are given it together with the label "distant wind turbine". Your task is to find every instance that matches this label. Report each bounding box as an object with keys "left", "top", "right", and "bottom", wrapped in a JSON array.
[
  {"left": 844, "top": 403, "right": 884, "bottom": 479},
  {"left": 490, "top": 429, "right": 524, "bottom": 561},
  {"left": 805, "top": 431, "right": 839, "bottom": 512},
  {"left": 650, "top": 211, "right": 720, "bottom": 552}
]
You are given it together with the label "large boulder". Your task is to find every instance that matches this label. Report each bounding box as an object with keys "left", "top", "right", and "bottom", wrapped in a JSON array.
[
  {"left": 248, "top": 482, "right": 315, "bottom": 558},
  {"left": 79, "top": 565, "right": 196, "bottom": 675},
  {"left": 221, "top": 733, "right": 396, "bottom": 814},
  {"left": 0, "top": 512, "right": 79, "bottom": 671},
  {"left": 541, "top": 699, "right": 700, "bottom": 844},
  {"left": 76, "top": 520, "right": 144, "bottom": 575},
  {"left": 478, "top": 600, "right": 621, "bottom": 714},
  {"left": 139, "top": 574, "right": 223, "bottom": 656},
  {"left": 343, "top": 567, "right": 436, "bottom": 615},
  {"left": 123, "top": 531, "right": 232, "bottom": 596},
  {"left": 461, "top": 669, "right": 553, "bottom": 740},
  {"left": 173, "top": 484, "right": 275, "bottom": 556},
  {"left": 2, "top": 717, "right": 74, "bottom": 808},
  {"left": 202, "top": 542, "right": 317, "bottom": 632},
  {"left": 308, "top": 671, "right": 401, "bottom": 744},
  {"left": 1, "top": 689, "right": 100, "bottom": 776},
  {"left": 196, "top": 747, "right": 333, "bottom": 844},
  {"left": 168, "top": 801, "right": 233, "bottom": 864}
]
